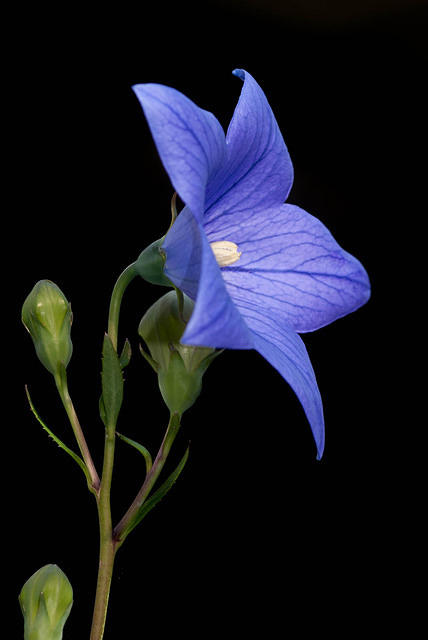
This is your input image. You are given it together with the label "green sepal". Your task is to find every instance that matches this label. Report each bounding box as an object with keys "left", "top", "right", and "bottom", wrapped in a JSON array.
[
  {"left": 139, "top": 343, "right": 159, "bottom": 372},
  {"left": 117, "top": 432, "right": 152, "bottom": 474},
  {"left": 25, "top": 386, "right": 92, "bottom": 488},
  {"left": 100, "top": 333, "right": 123, "bottom": 429},
  {"left": 119, "top": 338, "right": 132, "bottom": 369},
  {"left": 122, "top": 444, "right": 189, "bottom": 539},
  {"left": 135, "top": 238, "right": 173, "bottom": 287}
]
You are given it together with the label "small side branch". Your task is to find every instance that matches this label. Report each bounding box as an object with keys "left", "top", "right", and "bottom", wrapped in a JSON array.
[{"left": 113, "top": 412, "right": 181, "bottom": 545}]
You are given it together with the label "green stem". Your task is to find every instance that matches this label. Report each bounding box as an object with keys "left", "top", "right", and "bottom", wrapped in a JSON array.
[
  {"left": 90, "top": 426, "right": 116, "bottom": 640},
  {"left": 113, "top": 413, "right": 181, "bottom": 545},
  {"left": 107, "top": 262, "right": 138, "bottom": 351},
  {"left": 54, "top": 369, "right": 100, "bottom": 493},
  {"left": 89, "top": 260, "right": 138, "bottom": 639}
]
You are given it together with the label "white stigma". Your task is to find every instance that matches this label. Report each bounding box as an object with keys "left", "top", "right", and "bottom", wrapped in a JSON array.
[{"left": 210, "top": 241, "right": 242, "bottom": 267}]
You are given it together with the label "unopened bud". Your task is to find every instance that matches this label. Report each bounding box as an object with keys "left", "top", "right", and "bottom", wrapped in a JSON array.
[
  {"left": 139, "top": 290, "right": 217, "bottom": 415},
  {"left": 22, "top": 280, "right": 73, "bottom": 376},
  {"left": 19, "top": 564, "right": 73, "bottom": 640}
]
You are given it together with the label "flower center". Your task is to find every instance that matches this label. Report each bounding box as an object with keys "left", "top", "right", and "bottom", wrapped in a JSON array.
[{"left": 210, "top": 241, "right": 242, "bottom": 267}]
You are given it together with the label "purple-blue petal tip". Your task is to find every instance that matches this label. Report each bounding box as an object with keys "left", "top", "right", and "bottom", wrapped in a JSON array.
[{"left": 232, "top": 68, "right": 245, "bottom": 80}]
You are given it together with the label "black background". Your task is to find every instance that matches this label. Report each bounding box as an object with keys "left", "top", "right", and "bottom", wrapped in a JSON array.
[{"left": 8, "top": 1, "right": 425, "bottom": 637}]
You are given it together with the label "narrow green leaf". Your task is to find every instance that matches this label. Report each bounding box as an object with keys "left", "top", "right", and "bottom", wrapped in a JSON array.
[
  {"left": 117, "top": 432, "right": 152, "bottom": 474},
  {"left": 25, "top": 386, "right": 91, "bottom": 484},
  {"left": 101, "top": 333, "right": 123, "bottom": 428},
  {"left": 119, "top": 338, "right": 132, "bottom": 369},
  {"left": 123, "top": 446, "right": 190, "bottom": 538}
]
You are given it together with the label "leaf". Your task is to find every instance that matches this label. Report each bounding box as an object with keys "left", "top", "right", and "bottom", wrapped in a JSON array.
[
  {"left": 100, "top": 333, "right": 123, "bottom": 429},
  {"left": 122, "top": 445, "right": 190, "bottom": 539},
  {"left": 117, "top": 432, "right": 152, "bottom": 474},
  {"left": 25, "top": 386, "right": 91, "bottom": 485},
  {"left": 119, "top": 338, "right": 132, "bottom": 369}
]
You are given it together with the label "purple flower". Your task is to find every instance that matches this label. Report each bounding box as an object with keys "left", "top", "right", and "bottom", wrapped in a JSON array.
[{"left": 133, "top": 69, "right": 370, "bottom": 458}]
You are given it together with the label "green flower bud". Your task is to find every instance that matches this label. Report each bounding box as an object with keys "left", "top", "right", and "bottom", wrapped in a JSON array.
[
  {"left": 139, "top": 290, "right": 217, "bottom": 415},
  {"left": 19, "top": 564, "right": 73, "bottom": 640},
  {"left": 135, "top": 237, "right": 172, "bottom": 286},
  {"left": 22, "top": 280, "right": 73, "bottom": 376}
]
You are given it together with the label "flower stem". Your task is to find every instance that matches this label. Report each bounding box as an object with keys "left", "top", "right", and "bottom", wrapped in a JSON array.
[
  {"left": 113, "top": 412, "right": 181, "bottom": 545},
  {"left": 107, "top": 262, "right": 138, "bottom": 351},
  {"left": 54, "top": 368, "right": 100, "bottom": 493},
  {"left": 90, "top": 425, "right": 116, "bottom": 640}
]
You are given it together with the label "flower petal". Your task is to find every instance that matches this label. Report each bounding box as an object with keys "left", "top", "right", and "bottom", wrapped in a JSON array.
[
  {"left": 219, "top": 204, "right": 371, "bottom": 332},
  {"left": 164, "top": 208, "right": 325, "bottom": 458},
  {"left": 162, "top": 207, "right": 253, "bottom": 349},
  {"left": 246, "top": 312, "right": 325, "bottom": 459},
  {"left": 161, "top": 206, "right": 200, "bottom": 300},
  {"left": 204, "top": 69, "right": 294, "bottom": 230},
  {"left": 132, "top": 82, "right": 226, "bottom": 221}
]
